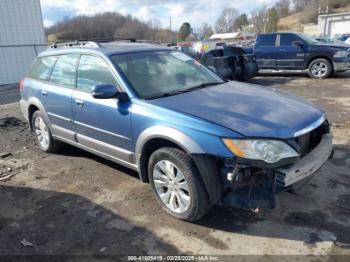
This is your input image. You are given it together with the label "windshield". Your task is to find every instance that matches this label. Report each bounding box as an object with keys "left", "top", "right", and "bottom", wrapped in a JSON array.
[
  {"left": 111, "top": 51, "right": 222, "bottom": 99},
  {"left": 297, "top": 33, "right": 318, "bottom": 44}
]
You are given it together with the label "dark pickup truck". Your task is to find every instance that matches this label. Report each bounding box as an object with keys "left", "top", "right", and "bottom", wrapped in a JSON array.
[
  {"left": 251, "top": 32, "right": 350, "bottom": 78},
  {"left": 200, "top": 46, "right": 258, "bottom": 81}
]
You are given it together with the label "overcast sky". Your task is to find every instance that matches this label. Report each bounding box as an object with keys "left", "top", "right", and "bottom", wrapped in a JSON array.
[{"left": 41, "top": 0, "right": 278, "bottom": 29}]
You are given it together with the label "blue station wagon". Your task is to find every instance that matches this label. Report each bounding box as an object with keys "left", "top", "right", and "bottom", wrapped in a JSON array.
[{"left": 20, "top": 41, "right": 333, "bottom": 221}]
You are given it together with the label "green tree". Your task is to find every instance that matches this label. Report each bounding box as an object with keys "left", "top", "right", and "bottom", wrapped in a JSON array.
[
  {"left": 233, "top": 13, "right": 249, "bottom": 31},
  {"left": 265, "top": 8, "right": 279, "bottom": 32},
  {"left": 178, "top": 22, "right": 192, "bottom": 41}
]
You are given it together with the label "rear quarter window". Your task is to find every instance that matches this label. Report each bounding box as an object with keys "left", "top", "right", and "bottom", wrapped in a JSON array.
[{"left": 27, "top": 56, "right": 58, "bottom": 81}]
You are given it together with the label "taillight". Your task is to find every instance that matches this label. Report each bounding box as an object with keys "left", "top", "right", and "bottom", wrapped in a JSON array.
[{"left": 19, "top": 79, "right": 25, "bottom": 92}]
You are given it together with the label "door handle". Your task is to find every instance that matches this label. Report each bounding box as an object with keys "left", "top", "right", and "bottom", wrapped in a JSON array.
[
  {"left": 41, "top": 90, "right": 48, "bottom": 96},
  {"left": 75, "top": 99, "right": 84, "bottom": 107},
  {"left": 280, "top": 49, "right": 286, "bottom": 52}
]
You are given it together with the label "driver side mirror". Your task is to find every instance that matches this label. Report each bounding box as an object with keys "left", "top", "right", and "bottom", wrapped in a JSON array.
[
  {"left": 91, "top": 84, "right": 128, "bottom": 101},
  {"left": 292, "top": 41, "right": 303, "bottom": 48}
]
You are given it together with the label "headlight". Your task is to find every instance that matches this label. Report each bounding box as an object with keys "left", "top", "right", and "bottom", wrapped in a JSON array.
[
  {"left": 333, "top": 50, "right": 347, "bottom": 58},
  {"left": 222, "top": 139, "right": 299, "bottom": 164}
]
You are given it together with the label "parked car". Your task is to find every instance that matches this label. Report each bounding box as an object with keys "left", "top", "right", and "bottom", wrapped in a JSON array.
[
  {"left": 250, "top": 32, "right": 350, "bottom": 78},
  {"left": 20, "top": 40, "right": 333, "bottom": 221},
  {"left": 346, "top": 38, "right": 350, "bottom": 45},
  {"left": 335, "top": 33, "right": 350, "bottom": 42},
  {"left": 200, "top": 46, "right": 258, "bottom": 80},
  {"left": 314, "top": 37, "right": 336, "bottom": 43}
]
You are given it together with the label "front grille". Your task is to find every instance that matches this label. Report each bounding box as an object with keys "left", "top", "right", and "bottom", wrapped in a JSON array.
[{"left": 294, "top": 120, "right": 329, "bottom": 157}]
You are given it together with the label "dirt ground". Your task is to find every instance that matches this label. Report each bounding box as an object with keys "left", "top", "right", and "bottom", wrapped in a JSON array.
[{"left": 0, "top": 71, "right": 350, "bottom": 260}]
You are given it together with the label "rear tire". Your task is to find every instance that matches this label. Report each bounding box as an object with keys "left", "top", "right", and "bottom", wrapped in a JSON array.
[
  {"left": 308, "top": 58, "right": 332, "bottom": 79},
  {"left": 148, "top": 147, "right": 211, "bottom": 221},
  {"left": 32, "top": 111, "right": 64, "bottom": 153}
]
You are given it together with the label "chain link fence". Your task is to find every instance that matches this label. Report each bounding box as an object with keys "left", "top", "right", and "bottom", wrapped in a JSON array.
[
  {"left": 0, "top": 44, "right": 47, "bottom": 114},
  {"left": 0, "top": 83, "right": 21, "bottom": 117},
  {"left": 0, "top": 83, "right": 20, "bottom": 105}
]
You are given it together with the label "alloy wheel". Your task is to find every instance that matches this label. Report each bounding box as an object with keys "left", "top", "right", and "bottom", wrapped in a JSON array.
[
  {"left": 311, "top": 62, "right": 328, "bottom": 78},
  {"left": 152, "top": 160, "right": 191, "bottom": 213},
  {"left": 34, "top": 116, "right": 50, "bottom": 150}
]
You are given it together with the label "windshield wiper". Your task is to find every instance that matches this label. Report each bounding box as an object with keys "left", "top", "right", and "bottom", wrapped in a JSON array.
[
  {"left": 184, "top": 81, "right": 224, "bottom": 93},
  {"left": 146, "top": 81, "right": 224, "bottom": 100},
  {"left": 146, "top": 90, "right": 187, "bottom": 99}
]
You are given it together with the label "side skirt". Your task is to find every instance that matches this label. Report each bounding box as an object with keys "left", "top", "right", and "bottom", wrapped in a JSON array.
[{"left": 53, "top": 134, "right": 138, "bottom": 172}]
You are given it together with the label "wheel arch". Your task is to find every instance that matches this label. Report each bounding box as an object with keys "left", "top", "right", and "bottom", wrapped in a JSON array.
[
  {"left": 306, "top": 56, "right": 333, "bottom": 71},
  {"left": 27, "top": 97, "right": 52, "bottom": 132},
  {"left": 135, "top": 126, "right": 205, "bottom": 183}
]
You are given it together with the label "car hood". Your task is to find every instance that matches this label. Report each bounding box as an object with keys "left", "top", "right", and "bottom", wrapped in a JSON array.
[{"left": 148, "top": 81, "right": 325, "bottom": 138}]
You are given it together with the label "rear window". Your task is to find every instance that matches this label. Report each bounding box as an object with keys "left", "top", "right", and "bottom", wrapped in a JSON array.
[
  {"left": 257, "top": 34, "right": 276, "bottom": 47},
  {"left": 28, "top": 56, "right": 58, "bottom": 81},
  {"left": 50, "top": 54, "right": 79, "bottom": 88}
]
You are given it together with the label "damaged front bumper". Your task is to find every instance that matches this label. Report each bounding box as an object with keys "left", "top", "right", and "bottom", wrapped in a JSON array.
[
  {"left": 220, "top": 133, "right": 333, "bottom": 210},
  {"left": 276, "top": 133, "right": 333, "bottom": 187},
  {"left": 333, "top": 61, "right": 350, "bottom": 72}
]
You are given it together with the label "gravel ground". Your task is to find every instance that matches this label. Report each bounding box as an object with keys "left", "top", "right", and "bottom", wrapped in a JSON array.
[{"left": 0, "top": 72, "right": 349, "bottom": 260}]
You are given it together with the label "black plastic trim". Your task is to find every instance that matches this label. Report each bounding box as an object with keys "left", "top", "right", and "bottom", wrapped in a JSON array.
[{"left": 191, "top": 154, "right": 223, "bottom": 204}]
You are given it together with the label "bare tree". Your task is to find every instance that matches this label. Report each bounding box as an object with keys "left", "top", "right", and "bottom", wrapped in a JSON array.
[
  {"left": 114, "top": 20, "right": 151, "bottom": 39},
  {"left": 46, "top": 12, "right": 176, "bottom": 43},
  {"left": 147, "top": 18, "right": 161, "bottom": 40},
  {"left": 215, "top": 8, "right": 239, "bottom": 33},
  {"left": 196, "top": 23, "right": 214, "bottom": 40},
  {"left": 274, "top": 0, "right": 290, "bottom": 17},
  {"left": 155, "top": 29, "right": 177, "bottom": 43},
  {"left": 250, "top": 6, "right": 267, "bottom": 33}
]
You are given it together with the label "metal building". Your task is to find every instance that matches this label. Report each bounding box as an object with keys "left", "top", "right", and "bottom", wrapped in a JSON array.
[
  {"left": 318, "top": 12, "right": 350, "bottom": 37},
  {"left": 0, "top": 0, "right": 46, "bottom": 85}
]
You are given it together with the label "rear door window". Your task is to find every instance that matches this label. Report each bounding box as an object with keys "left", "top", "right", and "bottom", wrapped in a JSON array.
[
  {"left": 257, "top": 34, "right": 276, "bottom": 47},
  {"left": 77, "top": 55, "right": 117, "bottom": 92},
  {"left": 50, "top": 54, "right": 79, "bottom": 88},
  {"left": 28, "top": 56, "right": 58, "bottom": 81}
]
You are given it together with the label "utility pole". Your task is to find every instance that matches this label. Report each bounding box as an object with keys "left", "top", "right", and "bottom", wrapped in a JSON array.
[{"left": 169, "top": 16, "right": 172, "bottom": 43}]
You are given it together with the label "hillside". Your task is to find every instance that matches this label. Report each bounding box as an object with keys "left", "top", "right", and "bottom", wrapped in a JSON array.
[
  {"left": 277, "top": 4, "right": 350, "bottom": 33},
  {"left": 278, "top": 12, "right": 304, "bottom": 31}
]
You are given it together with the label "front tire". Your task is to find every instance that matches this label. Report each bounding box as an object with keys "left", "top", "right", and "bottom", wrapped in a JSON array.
[
  {"left": 32, "top": 111, "right": 63, "bottom": 153},
  {"left": 148, "top": 147, "right": 211, "bottom": 221},
  {"left": 308, "top": 58, "right": 332, "bottom": 79}
]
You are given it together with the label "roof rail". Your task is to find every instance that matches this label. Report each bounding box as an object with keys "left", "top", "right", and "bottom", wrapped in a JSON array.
[
  {"left": 49, "top": 37, "right": 138, "bottom": 49},
  {"left": 81, "top": 37, "right": 137, "bottom": 43},
  {"left": 49, "top": 40, "right": 102, "bottom": 49}
]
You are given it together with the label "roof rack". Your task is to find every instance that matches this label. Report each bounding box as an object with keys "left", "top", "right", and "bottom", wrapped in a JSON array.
[
  {"left": 50, "top": 40, "right": 101, "bottom": 49},
  {"left": 49, "top": 38, "right": 138, "bottom": 49},
  {"left": 83, "top": 37, "right": 137, "bottom": 43}
]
